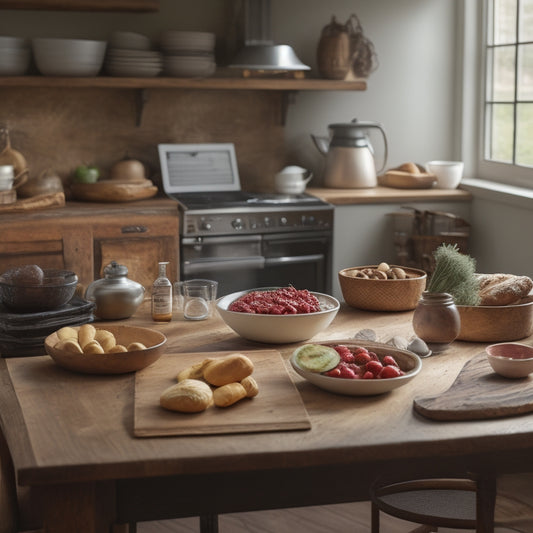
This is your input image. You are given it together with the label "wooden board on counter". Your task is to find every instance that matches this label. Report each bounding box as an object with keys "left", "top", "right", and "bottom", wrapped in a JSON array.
[
  {"left": 413, "top": 352, "right": 533, "bottom": 421},
  {"left": 134, "top": 350, "right": 311, "bottom": 437},
  {"left": 0, "top": 192, "right": 65, "bottom": 212}
]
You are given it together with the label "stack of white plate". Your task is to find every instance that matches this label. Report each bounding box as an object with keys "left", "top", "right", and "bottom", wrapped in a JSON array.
[
  {"left": 160, "top": 30, "right": 216, "bottom": 78},
  {"left": 32, "top": 38, "right": 107, "bottom": 77},
  {"left": 0, "top": 36, "right": 31, "bottom": 76},
  {"left": 105, "top": 31, "right": 162, "bottom": 77}
]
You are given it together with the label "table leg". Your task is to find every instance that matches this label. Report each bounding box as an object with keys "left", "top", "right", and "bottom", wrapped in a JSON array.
[
  {"left": 199, "top": 513, "right": 219, "bottom": 533},
  {"left": 476, "top": 474, "right": 496, "bottom": 533}
]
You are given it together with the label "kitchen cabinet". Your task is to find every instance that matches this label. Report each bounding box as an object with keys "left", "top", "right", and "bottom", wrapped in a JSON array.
[{"left": 0, "top": 199, "right": 179, "bottom": 292}]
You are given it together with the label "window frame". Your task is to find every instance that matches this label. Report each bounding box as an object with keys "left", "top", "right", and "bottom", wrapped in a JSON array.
[{"left": 464, "top": 0, "right": 533, "bottom": 190}]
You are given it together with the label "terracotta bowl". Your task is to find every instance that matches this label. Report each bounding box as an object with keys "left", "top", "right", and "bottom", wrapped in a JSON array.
[
  {"left": 486, "top": 342, "right": 533, "bottom": 378},
  {"left": 457, "top": 296, "right": 533, "bottom": 342},
  {"left": 45, "top": 324, "right": 167, "bottom": 374},
  {"left": 338, "top": 265, "right": 427, "bottom": 312}
]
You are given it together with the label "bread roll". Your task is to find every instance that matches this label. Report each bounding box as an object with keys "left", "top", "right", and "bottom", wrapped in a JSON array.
[
  {"left": 57, "top": 326, "right": 78, "bottom": 341},
  {"left": 160, "top": 379, "right": 213, "bottom": 413},
  {"left": 94, "top": 329, "right": 116, "bottom": 352},
  {"left": 240, "top": 376, "right": 259, "bottom": 398},
  {"left": 213, "top": 382, "right": 247, "bottom": 407},
  {"left": 78, "top": 324, "right": 96, "bottom": 349},
  {"left": 83, "top": 340, "right": 104, "bottom": 355},
  {"left": 203, "top": 353, "right": 254, "bottom": 386},
  {"left": 54, "top": 338, "right": 83, "bottom": 354},
  {"left": 177, "top": 358, "right": 214, "bottom": 382},
  {"left": 108, "top": 344, "right": 128, "bottom": 353}
]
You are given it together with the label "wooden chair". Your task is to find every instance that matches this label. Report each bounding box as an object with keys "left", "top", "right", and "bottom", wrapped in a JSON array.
[{"left": 371, "top": 474, "right": 533, "bottom": 533}]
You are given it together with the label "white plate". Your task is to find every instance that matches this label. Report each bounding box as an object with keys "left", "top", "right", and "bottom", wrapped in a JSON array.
[{"left": 290, "top": 340, "right": 422, "bottom": 396}]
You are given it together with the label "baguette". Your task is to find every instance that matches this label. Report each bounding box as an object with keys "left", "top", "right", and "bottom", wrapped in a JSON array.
[{"left": 478, "top": 274, "right": 533, "bottom": 306}]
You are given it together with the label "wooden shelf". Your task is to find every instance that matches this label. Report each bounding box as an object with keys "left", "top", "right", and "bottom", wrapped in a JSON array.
[
  {"left": 0, "top": 76, "right": 367, "bottom": 91},
  {"left": 0, "top": 0, "right": 159, "bottom": 11}
]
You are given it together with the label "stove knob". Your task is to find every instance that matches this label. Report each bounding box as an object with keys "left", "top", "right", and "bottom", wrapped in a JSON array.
[
  {"left": 232, "top": 218, "right": 244, "bottom": 230},
  {"left": 279, "top": 216, "right": 288, "bottom": 226},
  {"left": 200, "top": 221, "right": 212, "bottom": 231},
  {"left": 263, "top": 217, "right": 272, "bottom": 227}
]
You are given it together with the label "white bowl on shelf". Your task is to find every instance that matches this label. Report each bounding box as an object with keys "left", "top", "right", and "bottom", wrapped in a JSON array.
[{"left": 32, "top": 38, "right": 106, "bottom": 76}]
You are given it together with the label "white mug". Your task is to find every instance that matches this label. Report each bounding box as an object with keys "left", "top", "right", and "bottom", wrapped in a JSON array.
[
  {"left": 274, "top": 165, "right": 313, "bottom": 194},
  {"left": 426, "top": 161, "right": 464, "bottom": 189}
]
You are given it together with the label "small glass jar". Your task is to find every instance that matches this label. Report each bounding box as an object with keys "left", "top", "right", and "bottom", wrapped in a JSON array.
[
  {"left": 412, "top": 291, "right": 461, "bottom": 353},
  {"left": 85, "top": 261, "right": 145, "bottom": 320}
]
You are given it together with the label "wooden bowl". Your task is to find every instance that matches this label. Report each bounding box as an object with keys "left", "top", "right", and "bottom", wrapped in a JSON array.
[
  {"left": 338, "top": 266, "right": 427, "bottom": 311},
  {"left": 457, "top": 297, "right": 533, "bottom": 342},
  {"left": 45, "top": 324, "right": 167, "bottom": 374}
]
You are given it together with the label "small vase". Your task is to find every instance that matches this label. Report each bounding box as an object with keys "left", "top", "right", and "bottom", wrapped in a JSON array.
[{"left": 412, "top": 292, "right": 461, "bottom": 353}]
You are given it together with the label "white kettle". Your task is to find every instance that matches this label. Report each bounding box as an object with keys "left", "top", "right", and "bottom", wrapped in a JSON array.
[
  {"left": 312, "top": 119, "right": 388, "bottom": 188},
  {"left": 274, "top": 165, "right": 313, "bottom": 194}
]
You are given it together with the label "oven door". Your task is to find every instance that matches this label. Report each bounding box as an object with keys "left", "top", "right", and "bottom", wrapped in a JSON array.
[
  {"left": 181, "top": 235, "right": 265, "bottom": 296},
  {"left": 260, "top": 231, "right": 332, "bottom": 293}
]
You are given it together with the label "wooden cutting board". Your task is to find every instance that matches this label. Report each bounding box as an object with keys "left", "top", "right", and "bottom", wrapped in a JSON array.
[
  {"left": 414, "top": 352, "right": 533, "bottom": 421},
  {"left": 134, "top": 350, "right": 311, "bottom": 437}
]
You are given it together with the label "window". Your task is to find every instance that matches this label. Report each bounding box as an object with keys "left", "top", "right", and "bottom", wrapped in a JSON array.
[{"left": 471, "top": 0, "right": 533, "bottom": 188}]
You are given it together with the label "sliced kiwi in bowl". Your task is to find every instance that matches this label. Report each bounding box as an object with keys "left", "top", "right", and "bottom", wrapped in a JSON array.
[{"left": 292, "top": 344, "right": 340, "bottom": 373}]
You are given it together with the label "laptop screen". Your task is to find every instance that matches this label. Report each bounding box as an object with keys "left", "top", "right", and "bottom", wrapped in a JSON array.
[{"left": 158, "top": 143, "right": 241, "bottom": 194}]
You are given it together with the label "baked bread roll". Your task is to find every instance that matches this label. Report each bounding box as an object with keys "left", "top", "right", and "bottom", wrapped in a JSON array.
[
  {"left": 240, "top": 376, "right": 259, "bottom": 398},
  {"left": 160, "top": 379, "right": 213, "bottom": 413},
  {"left": 203, "top": 353, "right": 254, "bottom": 386},
  {"left": 478, "top": 274, "right": 533, "bottom": 306},
  {"left": 78, "top": 324, "right": 96, "bottom": 349},
  {"left": 213, "top": 382, "right": 247, "bottom": 407},
  {"left": 177, "top": 358, "right": 214, "bottom": 382}
]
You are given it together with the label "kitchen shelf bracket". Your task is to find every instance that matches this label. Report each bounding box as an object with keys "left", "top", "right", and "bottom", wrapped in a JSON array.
[
  {"left": 281, "top": 91, "right": 297, "bottom": 126},
  {"left": 136, "top": 88, "right": 149, "bottom": 127}
]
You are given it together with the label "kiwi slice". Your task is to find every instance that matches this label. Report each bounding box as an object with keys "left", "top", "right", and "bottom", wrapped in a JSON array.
[{"left": 293, "top": 344, "right": 340, "bottom": 373}]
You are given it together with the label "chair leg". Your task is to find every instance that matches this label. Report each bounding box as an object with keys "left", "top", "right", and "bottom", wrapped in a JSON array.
[
  {"left": 199, "top": 513, "right": 219, "bottom": 533},
  {"left": 371, "top": 502, "right": 380, "bottom": 533},
  {"left": 476, "top": 474, "right": 496, "bottom": 533}
]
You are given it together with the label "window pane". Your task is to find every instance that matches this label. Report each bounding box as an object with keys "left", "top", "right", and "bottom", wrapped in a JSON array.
[
  {"left": 519, "top": 0, "right": 533, "bottom": 42},
  {"left": 518, "top": 43, "right": 533, "bottom": 100},
  {"left": 488, "top": 103, "right": 514, "bottom": 162},
  {"left": 494, "top": 0, "right": 517, "bottom": 44},
  {"left": 516, "top": 103, "right": 533, "bottom": 166},
  {"left": 493, "top": 45, "right": 516, "bottom": 101}
]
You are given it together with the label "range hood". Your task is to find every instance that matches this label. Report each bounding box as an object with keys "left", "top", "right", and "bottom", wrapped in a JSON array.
[{"left": 229, "top": 0, "right": 310, "bottom": 71}]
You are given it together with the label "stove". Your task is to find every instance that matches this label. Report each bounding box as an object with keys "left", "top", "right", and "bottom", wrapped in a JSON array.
[{"left": 158, "top": 143, "right": 334, "bottom": 294}]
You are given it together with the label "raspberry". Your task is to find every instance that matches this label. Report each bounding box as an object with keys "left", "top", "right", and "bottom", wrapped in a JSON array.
[
  {"left": 362, "top": 371, "right": 375, "bottom": 379},
  {"left": 324, "top": 367, "right": 341, "bottom": 377},
  {"left": 368, "top": 351, "right": 380, "bottom": 362},
  {"left": 335, "top": 345, "right": 355, "bottom": 363}
]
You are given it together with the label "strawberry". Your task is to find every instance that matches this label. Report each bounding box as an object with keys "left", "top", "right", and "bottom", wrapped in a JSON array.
[
  {"left": 365, "top": 360, "right": 383, "bottom": 377},
  {"left": 324, "top": 367, "right": 341, "bottom": 377},
  {"left": 379, "top": 365, "right": 402, "bottom": 379},
  {"left": 339, "top": 365, "right": 357, "bottom": 379},
  {"left": 362, "top": 371, "right": 375, "bottom": 379},
  {"left": 368, "top": 351, "right": 380, "bottom": 362},
  {"left": 353, "top": 351, "right": 372, "bottom": 365},
  {"left": 383, "top": 355, "right": 400, "bottom": 367}
]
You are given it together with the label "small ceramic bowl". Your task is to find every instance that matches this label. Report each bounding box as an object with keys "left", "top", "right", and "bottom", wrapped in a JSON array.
[{"left": 486, "top": 342, "right": 533, "bottom": 378}]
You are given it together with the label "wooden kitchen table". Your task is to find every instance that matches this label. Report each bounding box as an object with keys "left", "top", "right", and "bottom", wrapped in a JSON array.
[{"left": 1, "top": 303, "right": 533, "bottom": 533}]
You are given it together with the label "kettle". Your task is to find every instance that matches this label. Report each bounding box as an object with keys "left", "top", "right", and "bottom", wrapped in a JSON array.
[{"left": 312, "top": 119, "right": 388, "bottom": 188}]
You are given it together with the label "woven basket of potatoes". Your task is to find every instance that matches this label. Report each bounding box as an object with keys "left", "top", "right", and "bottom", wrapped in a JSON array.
[
  {"left": 44, "top": 324, "right": 167, "bottom": 374},
  {"left": 338, "top": 262, "right": 427, "bottom": 311}
]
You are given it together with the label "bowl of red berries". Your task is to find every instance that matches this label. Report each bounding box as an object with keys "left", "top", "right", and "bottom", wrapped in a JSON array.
[{"left": 290, "top": 340, "right": 422, "bottom": 395}]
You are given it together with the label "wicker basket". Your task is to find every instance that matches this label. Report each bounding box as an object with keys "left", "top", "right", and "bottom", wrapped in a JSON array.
[
  {"left": 412, "top": 234, "right": 469, "bottom": 274},
  {"left": 338, "top": 266, "right": 427, "bottom": 312}
]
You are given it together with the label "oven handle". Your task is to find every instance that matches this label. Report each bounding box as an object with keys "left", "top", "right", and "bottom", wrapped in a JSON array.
[
  {"left": 183, "top": 256, "right": 266, "bottom": 274},
  {"left": 265, "top": 254, "right": 325, "bottom": 266}
]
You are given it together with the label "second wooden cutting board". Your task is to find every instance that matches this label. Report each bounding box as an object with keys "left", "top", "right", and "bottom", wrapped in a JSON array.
[
  {"left": 414, "top": 352, "right": 533, "bottom": 421},
  {"left": 134, "top": 350, "right": 311, "bottom": 437}
]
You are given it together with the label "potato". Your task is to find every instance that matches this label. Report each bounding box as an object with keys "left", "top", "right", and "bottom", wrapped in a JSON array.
[{"left": 108, "top": 344, "right": 128, "bottom": 353}]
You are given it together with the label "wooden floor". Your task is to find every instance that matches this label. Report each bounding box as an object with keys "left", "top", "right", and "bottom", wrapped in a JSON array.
[{"left": 137, "top": 501, "right": 519, "bottom": 533}]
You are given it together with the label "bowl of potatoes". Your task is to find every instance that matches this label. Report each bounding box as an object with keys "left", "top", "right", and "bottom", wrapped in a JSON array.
[{"left": 44, "top": 323, "right": 167, "bottom": 374}]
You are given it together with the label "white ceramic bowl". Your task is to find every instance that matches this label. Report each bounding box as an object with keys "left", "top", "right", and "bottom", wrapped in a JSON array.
[
  {"left": 290, "top": 340, "right": 422, "bottom": 396},
  {"left": 0, "top": 48, "right": 30, "bottom": 75},
  {"left": 216, "top": 288, "right": 339, "bottom": 344},
  {"left": 426, "top": 160, "right": 464, "bottom": 189},
  {"left": 32, "top": 38, "right": 106, "bottom": 76},
  {"left": 486, "top": 342, "right": 533, "bottom": 378}
]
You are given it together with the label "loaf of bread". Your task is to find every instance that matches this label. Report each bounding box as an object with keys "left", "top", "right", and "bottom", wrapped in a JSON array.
[
  {"left": 477, "top": 273, "right": 533, "bottom": 306},
  {"left": 213, "top": 382, "right": 247, "bottom": 407},
  {"left": 203, "top": 353, "right": 254, "bottom": 386},
  {"left": 160, "top": 379, "right": 214, "bottom": 413}
]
